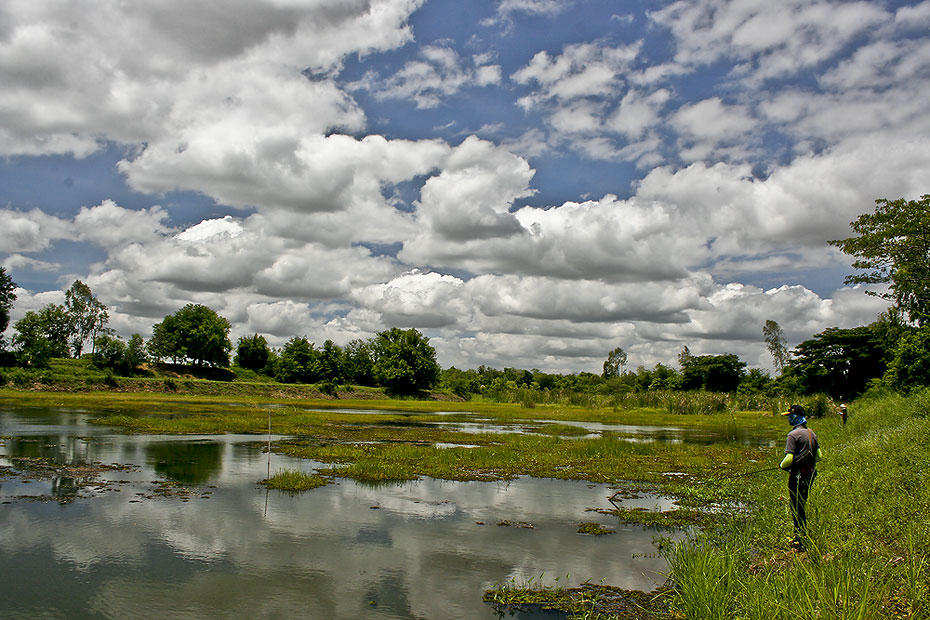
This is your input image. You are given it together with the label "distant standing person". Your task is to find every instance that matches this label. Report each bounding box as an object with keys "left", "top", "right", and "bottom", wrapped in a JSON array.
[
  {"left": 780, "top": 405, "right": 822, "bottom": 550},
  {"left": 840, "top": 403, "right": 848, "bottom": 426}
]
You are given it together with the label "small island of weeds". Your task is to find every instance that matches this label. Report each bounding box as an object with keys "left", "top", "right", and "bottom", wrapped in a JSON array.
[{"left": 261, "top": 468, "right": 329, "bottom": 492}]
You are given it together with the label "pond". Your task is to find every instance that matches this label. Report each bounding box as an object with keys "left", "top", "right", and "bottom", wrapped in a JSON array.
[{"left": 0, "top": 406, "right": 674, "bottom": 620}]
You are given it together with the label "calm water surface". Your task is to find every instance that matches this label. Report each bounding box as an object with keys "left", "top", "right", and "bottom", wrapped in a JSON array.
[{"left": 0, "top": 406, "right": 675, "bottom": 620}]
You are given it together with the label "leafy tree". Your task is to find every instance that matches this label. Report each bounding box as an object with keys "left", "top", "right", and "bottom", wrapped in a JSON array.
[
  {"left": 0, "top": 267, "right": 16, "bottom": 349},
  {"left": 148, "top": 315, "right": 181, "bottom": 363},
  {"left": 786, "top": 326, "right": 885, "bottom": 400},
  {"left": 318, "top": 340, "right": 345, "bottom": 383},
  {"left": 275, "top": 337, "right": 319, "bottom": 383},
  {"left": 677, "top": 346, "right": 693, "bottom": 369},
  {"left": 831, "top": 195, "right": 930, "bottom": 324},
  {"left": 64, "top": 280, "right": 109, "bottom": 356},
  {"left": 91, "top": 334, "right": 130, "bottom": 375},
  {"left": 371, "top": 328, "right": 440, "bottom": 394},
  {"left": 126, "top": 334, "right": 148, "bottom": 370},
  {"left": 440, "top": 366, "right": 482, "bottom": 399},
  {"left": 883, "top": 324, "right": 930, "bottom": 392},
  {"left": 738, "top": 368, "right": 774, "bottom": 394},
  {"left": 149, "top": 304, "right": 232, "bottom": 368},
  {"left": 763, "top": 320, "right": 789, "bottom": 374},
  {"left": 602, "top": 346, "right": 628, "bottom": 379},
  {"left": 235, "top": 334, "right": 270, "bottom": 371},
  {"left": 343, "top": 338, "right": 374, "bottom": 386},
  {"left": 13, "top": 304, "right": 71, "bottom": 366},
  {"left": 679, "top": 353, "right": 746, "bottom": 392}
]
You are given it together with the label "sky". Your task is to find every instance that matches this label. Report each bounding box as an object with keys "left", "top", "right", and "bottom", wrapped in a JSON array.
[{"left": 2, "top": 0, "right": 928, "bottom": 375}]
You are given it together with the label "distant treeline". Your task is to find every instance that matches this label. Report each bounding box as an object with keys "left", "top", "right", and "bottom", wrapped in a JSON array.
[{"left": 2, "top": 266, "right": 930, "bottom": 401}]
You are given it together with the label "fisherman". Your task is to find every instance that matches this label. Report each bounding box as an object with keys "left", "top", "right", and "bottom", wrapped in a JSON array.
[{"left": 780, "top": 404, "right": 821, "bottom": 551}]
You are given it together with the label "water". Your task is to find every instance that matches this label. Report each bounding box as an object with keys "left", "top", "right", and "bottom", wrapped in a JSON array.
[{"left": 0, "top": 406, "right": 673, "bottom": 620}]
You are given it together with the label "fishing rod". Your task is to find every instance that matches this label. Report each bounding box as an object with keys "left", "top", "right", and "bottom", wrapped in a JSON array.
[{"left": 717, "top": 466, "right": 782, "bottom": 480}]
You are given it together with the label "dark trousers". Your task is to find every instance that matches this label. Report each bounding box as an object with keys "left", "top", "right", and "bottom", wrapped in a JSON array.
[{"left": 788, "top": 469, "right": 816, "bottom": 540}]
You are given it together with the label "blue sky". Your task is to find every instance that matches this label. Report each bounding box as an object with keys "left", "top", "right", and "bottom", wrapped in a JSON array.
[{"left": 2, "top": 0, "right": 927, "bottom": 373}]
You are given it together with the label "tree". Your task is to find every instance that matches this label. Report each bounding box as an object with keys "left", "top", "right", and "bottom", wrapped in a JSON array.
[
  {"left": 763, "top": 320, "right": 790, "bottom": 374},
  {"left": 883, "top": 324, "right": 930, "bottom": 392},
  {"left": 149, "top": 304, "right": 232, "bottom": 368},
  {"left": 786, "top": 326, "right": 885, "bottom": 400},
  {"left": 679, "top": 353, "right": 746, "bottom": 392},
  {"left": 371, "top": 328, "right": 440, "bottom": 394},
  {"left": 318, "top": 340, "right": 345, "bottom": 383},
  {"left": 343, "top": 338, "right": 374, "bottom": 386},
  {"left": 125, "top": 334, "right": 148, "bottom": 370},
  {"left": 148, "top": 315, "right": 181, "bottom": 363},
  {"left": 13, "top": 304, "right": 71, "bottom": 366},
  {"left": 831, "top": 195, "right": 930, "bottom": 325},
  {"left": 602, "top": 346, "right": 628, "bottom": 379},
  {"left": 64, "top": 280, "right": 109, "bottom": 356},
  {"left": 235, "top": 334, "right": 270, "bottom": 371},
  {"left": 0, "top": 267, "right": 16, "bottom": 349},
  {"left": 91, "top": 334, "right": 130, "bottom": 374},
  {"left": 275, "top": 337, "right": 319, "bottom": 383}
]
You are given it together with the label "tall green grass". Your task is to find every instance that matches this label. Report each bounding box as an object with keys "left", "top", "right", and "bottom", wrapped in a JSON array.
[{"left": 666, "top": 388, "right": 930, "bottom": 619}]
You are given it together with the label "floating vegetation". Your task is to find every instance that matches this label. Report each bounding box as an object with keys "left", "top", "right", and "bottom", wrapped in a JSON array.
[
  {"left": 577, "top": 521, "right": 615, "bottom": 536},
  {"left": 261, "top": 468, "right": 329, "bottom": 492},
  {"left": 484, "top": 576, "right": 672, "bottom": 620}
]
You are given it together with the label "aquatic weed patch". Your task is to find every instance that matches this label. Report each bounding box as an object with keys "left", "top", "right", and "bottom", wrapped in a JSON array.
[
  {"left": 484, "top": 579, "right": 673, "bottom": 619},
  {"left": 261, "top": 468, "right": 330, "bottom": 492}
]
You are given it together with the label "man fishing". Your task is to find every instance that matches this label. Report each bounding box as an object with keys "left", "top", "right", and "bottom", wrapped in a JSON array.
[{"left": 780, "top": 404, "right": 822, "bottom": 551}]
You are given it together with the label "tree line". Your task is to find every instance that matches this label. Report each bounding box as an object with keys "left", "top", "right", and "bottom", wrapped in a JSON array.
[{"left": 1, "top": 194, "right": 928, "bottom": 399}]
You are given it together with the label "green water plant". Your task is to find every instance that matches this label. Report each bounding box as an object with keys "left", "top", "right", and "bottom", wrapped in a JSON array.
[{"left": 261, "top": 468, "right": 329, "bottom": 492}]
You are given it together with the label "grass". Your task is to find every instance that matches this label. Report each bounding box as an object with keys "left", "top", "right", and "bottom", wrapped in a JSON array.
[
  {"left": 664, "top": 388, "right": 930, "bottom": 620},
  {"left": 261, "top": 468, "right": 329, "bottom": 492}
]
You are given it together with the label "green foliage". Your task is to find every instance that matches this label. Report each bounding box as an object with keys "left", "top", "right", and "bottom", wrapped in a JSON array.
[
  {"left": 0, "top": 267, "right": 16, "bottom": 348},
  {"left": 343, "top": 339, "right": 374, "bottom": 386},
  {"left": 318, "top": 339, "right": 345, "bottom": 383},
  {"left": 666, "top": 389, "right": 930, "bottom": 619},
  {"left": 13, "top": 304, "right": 71, "bottom": 366},
  {"left": 787, "top": 325, "right": 886, "bottom": 400},
  {"left": 668, "top": 538, "right": 740, "bottom": 620},
  {"left": 831, "top": 194, "right": 930, "bottom": 325},
  {"left": 235, "top": 334, "right": 270, "bottom": 371},
  {"left": 884, "top": 324, "right": 930, "bottom": 392},
  {"left": 126, "top": 334, "right": 147, "bottom": 369},
  {"left": 763, "top": 319, "right": 789, "bottom": 374},
  {"left": 91, "top": 334, "right": 130, "bottom": 375},
  {"left": 275, "top": 337, "right": 320, "bottom": 383},
  {"left": 371, "top": 327, "right": 440, "bottom": 394},
  {"left": 149, "top": 304, "right": 232, "bottom": 368},
  {"left": 440, "top": 366, "right": 483, "bottom": 399},
  {"left": 602, "top": 346, "right": 627, "bottom": 379},
  {"left": 680, "top": 353, "right": 746, "bottom": 392},
  {"left": 64, "top": 279, "right": 109, "bottom": 357},
  {"left": 89, "top": 333, "right": 146, "bottom": 376},
  {"left": 262, "top": 468, "right": 329, "bottom": 492}
]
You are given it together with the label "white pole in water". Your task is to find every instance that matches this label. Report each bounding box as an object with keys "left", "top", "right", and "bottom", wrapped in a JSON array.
[{"left": 264, "top": 409, "right": 271, "bottom": 517}]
